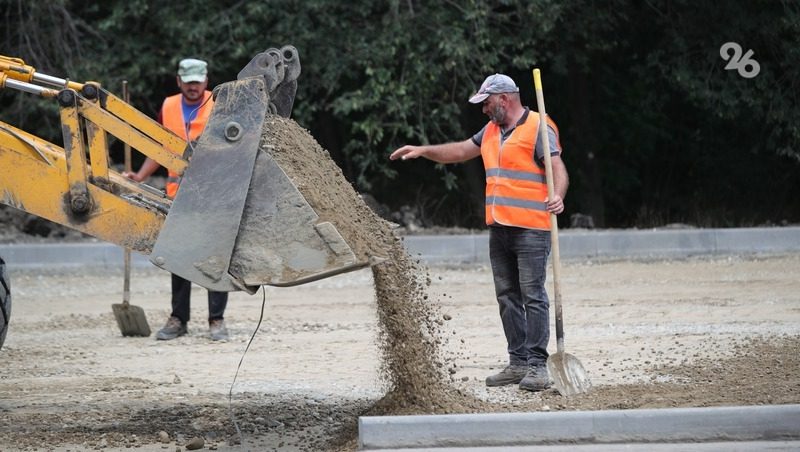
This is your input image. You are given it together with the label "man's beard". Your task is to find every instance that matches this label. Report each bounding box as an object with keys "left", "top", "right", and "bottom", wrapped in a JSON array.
[
  {"left": 184, "top": 90, "right": 202, "bottom": 102},
  {"left": 489, "top": 105, "right": 506, "bottom": 125}
]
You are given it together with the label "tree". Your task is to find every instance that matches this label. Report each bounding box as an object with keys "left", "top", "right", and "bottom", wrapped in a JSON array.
[{"left": 2, "top": 0, "right": 798, "bottom": 228}]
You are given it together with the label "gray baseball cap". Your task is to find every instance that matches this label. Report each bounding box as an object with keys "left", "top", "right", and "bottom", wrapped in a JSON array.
[
  {"left": 468, "top": 73, "right": 519, "bottom": 104},
  {"left": 178, "top": 58, "right": 208, "bottom": 83}
]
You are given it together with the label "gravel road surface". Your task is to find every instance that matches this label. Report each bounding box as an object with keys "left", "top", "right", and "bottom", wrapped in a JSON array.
[{"left": 1, "top": 254, "right": 799, "bottom": 451}]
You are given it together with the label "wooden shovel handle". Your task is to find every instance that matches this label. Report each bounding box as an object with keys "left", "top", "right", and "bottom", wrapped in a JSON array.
[
  {"left": 122, "top": 81, "right": 132, "bottom": 305},
  {"left": 122, "top": 81, "right": 132, "bottom": 173},
  {"left": 533, "top": 69, "right": 564, "bottom": 354}
]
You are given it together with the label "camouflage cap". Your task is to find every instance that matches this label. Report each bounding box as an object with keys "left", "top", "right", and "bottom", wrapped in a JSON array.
[
  {"left": 177, "top": 58, "right": 208, "bottom": 83},
  {"left": 469, "top": 73, "right": 519, "bottom": 104}
]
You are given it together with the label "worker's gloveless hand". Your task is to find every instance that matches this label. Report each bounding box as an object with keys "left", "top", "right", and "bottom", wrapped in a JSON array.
[
  {"left": 545, "top": 195, "right": 564, "bottom": 215},
  {"left": 121, "top": 171, "right": 143, "bottom": 182},
  {"left": 389, "top": 145, "right": 423, "bottom": 161}
]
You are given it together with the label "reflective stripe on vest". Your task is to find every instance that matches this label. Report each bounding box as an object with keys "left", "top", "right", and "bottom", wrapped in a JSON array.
[
  {"left": 485, "top": 168, "right": 547, "bottom": 184},
  {"left": 161, "top": 91, "right": 214, "bottom": 199},
  {"left": 486, "top": 195, "right": 547, "bottom": 211},
  {"left": 480, "top": 111, "right": 560, "bottom": 230}
]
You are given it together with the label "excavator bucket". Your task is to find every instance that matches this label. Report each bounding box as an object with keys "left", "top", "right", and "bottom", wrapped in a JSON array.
[{"left": 149, "top": 47, "right": 374, "bottom": 293}]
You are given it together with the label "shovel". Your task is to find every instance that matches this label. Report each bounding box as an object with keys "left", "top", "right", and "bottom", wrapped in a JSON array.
[
  {"left": 532, "top": 69, "right": 590, "bottom": 396},
  {"left": 111, "top": 81, "right": 151, "bottom": 337}
]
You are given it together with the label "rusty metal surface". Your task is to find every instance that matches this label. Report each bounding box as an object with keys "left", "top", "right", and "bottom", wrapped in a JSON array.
[
  {"left": 227, "top": 146, "right": 365, "bottom": 287},
  {"left": 237, "top": 45, "right": 300, "bottom": 117},
  {"left": 150, "top": 46, "right": 369, "bottom": 291},
  {"left": 111, "top": 302, "right": 151, "bottom": 337},
  {"left": 149, "top": 77, "right": 268, "bottom": 292}
]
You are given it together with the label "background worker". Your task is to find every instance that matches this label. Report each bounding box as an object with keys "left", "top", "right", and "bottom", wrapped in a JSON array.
[
  {"left": 390, "top": 73, "right": 568, "bottom": 391},
  {"left": 124, "top": 58, "right": 229, "bottom": 341}
]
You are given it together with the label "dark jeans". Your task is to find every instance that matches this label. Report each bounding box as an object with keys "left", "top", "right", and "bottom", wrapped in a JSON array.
[
  {"left": 489, "top": 225, "right": 551, "bottom": 367},
  {"left": 170, "top": 273, "right": 228, "bottom": 324}
]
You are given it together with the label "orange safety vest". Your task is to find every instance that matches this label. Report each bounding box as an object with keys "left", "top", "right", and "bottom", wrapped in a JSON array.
[
  {"left": 480, "top": 111, "right": 561, "bottom": 230},
  {"left": 160, "top": 91, "right": 214, "bottom": 199}
]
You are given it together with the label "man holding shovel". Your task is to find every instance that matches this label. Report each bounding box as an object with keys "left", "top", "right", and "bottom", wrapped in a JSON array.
[
  {"left": 390, "top": 74, "right": 568, "bottom": 391},
  {"left": 124, "top": 58, "right": 229, "bottom": 342}
]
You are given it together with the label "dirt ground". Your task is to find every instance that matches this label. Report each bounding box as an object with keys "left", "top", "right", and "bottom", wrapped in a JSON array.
[{"left": 0, "top": 252, "right": 798, "bottom": 451}]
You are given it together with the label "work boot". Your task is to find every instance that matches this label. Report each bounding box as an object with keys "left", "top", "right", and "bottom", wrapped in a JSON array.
[
  {"left": 209, "top": 319, "right": 229, "bottom": 341},
  {"left": 485, "top": 364, "right": 528, "bottom": 387},
  {"left": 156, "top": 316, "right": 187, "bottom": 341},
  {"left": 519, "top": 365, "right": 551, "bottom": 392}
]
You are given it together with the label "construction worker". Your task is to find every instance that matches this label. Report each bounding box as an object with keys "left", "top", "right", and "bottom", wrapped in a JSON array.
[
  {"left": 390, "top": 73, "right": 568, "bottom": 391},
  {"left": 124, "top": 58, "right": 229, "bottom": 341}
]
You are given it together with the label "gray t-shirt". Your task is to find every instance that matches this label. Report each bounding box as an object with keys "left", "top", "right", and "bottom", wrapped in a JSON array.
[{"left": 471, "top": 107, "right": 560, "bottom": 167}]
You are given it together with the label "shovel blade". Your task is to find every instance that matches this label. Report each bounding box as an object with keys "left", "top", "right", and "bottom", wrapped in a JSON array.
[
  {"left": 547, "top": 352, "right": 591, "bottom": 396},
  {"left": 111, "top": 303, "right": 151, "bottom": 337}
]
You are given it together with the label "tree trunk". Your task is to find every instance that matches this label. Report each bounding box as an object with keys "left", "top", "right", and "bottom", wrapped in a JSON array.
[{"left": 566, "top": 69, "right": 605, "bottom": 228}]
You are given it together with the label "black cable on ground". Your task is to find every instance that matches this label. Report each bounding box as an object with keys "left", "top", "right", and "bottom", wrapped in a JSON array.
[{"left": 228, "top": 285, "right": 267, "bottom": 445}]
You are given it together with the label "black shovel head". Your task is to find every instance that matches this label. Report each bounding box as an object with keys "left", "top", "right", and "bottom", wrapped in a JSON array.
[
  {"left": 112, "top": 303, "right": 151, "bottom": 337},
  {"left": 547, "top": 352, "right": 591, "bottom": 396}
]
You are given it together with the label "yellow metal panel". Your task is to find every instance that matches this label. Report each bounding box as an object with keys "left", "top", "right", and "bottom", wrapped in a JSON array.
[
  {"left": 86, "top": 121, "right": 110, "bottom": 184},
  {"left": 0, "top": 56, "right": 34, "bottom": 83},
  {"left": 59, "top": 94, "right": 91, "bottom": 212},
  {"left": 0, "top": 121, "right": 67, "bottom": 171},
  {"left": 79, "top": 97, "right": 188, "bottom": 174},
  {"left": 105, "top": 93, "right": 186, "bottom": 155},
  {"left": 0, "top": 147, "right": 163, "bottom": 252},
  {"left": 0, "top": 55, "right": 83, "bottom": 91},
  {"left": 103, "top": 93, "right": 188, "bottom": 156}
]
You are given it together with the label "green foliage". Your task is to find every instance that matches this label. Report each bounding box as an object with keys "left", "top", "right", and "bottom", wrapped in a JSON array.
[
  {"left": 1, "top": 0, "right": 798, "bottom": 227},
  {"left": 589, "top": 0, "right": 800, "bottom": 226}
]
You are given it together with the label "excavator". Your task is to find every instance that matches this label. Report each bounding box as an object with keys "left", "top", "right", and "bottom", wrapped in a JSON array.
[{"left": 0, "top": 46, "right": 378, "bottom": 349}]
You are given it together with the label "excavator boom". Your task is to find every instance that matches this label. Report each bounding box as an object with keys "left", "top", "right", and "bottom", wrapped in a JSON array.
[{"left": 0, "top": 46, "right": 376, "bottom": 293}]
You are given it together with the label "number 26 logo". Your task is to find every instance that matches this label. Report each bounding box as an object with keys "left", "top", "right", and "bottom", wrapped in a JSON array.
[{"left": 720, "top": 42, "right": 760, "bottom": 78}]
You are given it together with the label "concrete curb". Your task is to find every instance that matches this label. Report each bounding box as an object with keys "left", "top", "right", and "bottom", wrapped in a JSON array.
[
  {"left": 404, "top": 226, "right": 800, "bottom": 265},
  {"left": 1, "top": 226, "right": 799, "bottom": 269},
  {"left": 358, "top": 404, "right": 800, "bottom": 450}
]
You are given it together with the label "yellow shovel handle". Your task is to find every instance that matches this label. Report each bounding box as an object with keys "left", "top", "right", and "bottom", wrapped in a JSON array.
[{"left": 532, "top": 68, "right": 564, "bottom": 354}]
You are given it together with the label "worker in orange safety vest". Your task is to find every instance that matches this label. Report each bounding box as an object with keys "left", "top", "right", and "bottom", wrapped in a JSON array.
[
  {"left": 124, "top": 58, "right": 229, "bottom": 342},
  {"left": 390, "top": 73, "right": 569, "bottom": 392}
]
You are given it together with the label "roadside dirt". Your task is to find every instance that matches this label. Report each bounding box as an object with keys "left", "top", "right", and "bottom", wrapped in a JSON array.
[{"left": 1, "top": 254, "right": 799, "bottom": 451}]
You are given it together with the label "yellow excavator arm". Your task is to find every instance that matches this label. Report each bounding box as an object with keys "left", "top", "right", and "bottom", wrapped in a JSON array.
[
  {"left": 0, "top": 55, "right": 186, "bottom": 252},
  {"left": 0, "top": 48, "right": 375, "bottom": 293}
]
